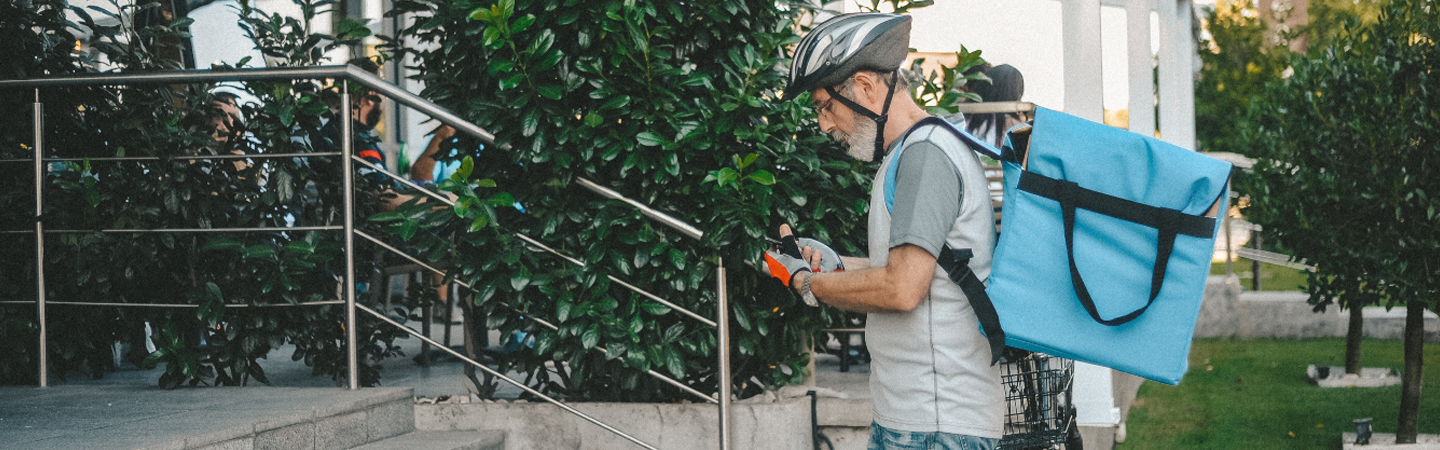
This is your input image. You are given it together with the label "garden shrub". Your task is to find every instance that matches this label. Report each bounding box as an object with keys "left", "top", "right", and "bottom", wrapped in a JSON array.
[
  {"left": 383, "top": 0, "right": 982, "bottom": 401},
  {"left": 0, "top": 0, "right": 411, "bottom": 388}
]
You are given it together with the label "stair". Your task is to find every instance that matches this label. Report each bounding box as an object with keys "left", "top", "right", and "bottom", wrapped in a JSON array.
[{"left": 350, "top": 430, "right": 505, "bottom": 450}]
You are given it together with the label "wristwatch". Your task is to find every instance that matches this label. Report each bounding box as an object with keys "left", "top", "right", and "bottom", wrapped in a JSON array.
[{"left": 799, "top": 271, "right": 819, "bottom": 307}]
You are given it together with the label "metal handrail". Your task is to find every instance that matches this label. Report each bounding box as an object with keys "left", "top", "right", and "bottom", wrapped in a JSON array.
[
  {"left": 353, "top": 157, "right": 718, "bottom": 328},
  {"left": 0, "top": 226, "right": 343, "bottom": 234},
  {"left": 0, "top": 66, "right": 495, "bottom": 147},
  {"left": 574, "top": 177, "right": 704, "bottom": 241},
  {"left": 358, "top": 302, "right": 660, "bottom": 450},
  {"left": 8, "top": 65, "right": 733, "bottom": 449},
  {"left": 0, "top": 66, "right": 712, "bottom": 241},
  {"left": 0, "top": 300, "right": 345, "bottom": 307},
  {"left": 354, "top": 229, "right": 715, "bottom": 404},
  {"left": 0, "top": 152, "right": 344, "bottom": 164},
  {"left": 954, "top": 101, "right": 1037, "bottom": 115}
]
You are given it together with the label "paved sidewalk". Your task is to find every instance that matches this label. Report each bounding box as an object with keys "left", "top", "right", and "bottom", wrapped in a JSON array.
[{"left": 0, "top": 385, "right": 411, "bottom": 450}]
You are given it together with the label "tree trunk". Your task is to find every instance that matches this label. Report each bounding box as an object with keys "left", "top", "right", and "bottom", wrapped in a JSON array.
[
  {"left": 1395, "top": 301, "right": 1425, "bottom": 444},
  {"left": 1346, "top": 304, "right": 1364, "bottom": 374}
]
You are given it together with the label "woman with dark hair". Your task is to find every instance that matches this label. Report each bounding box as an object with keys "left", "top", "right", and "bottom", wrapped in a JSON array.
[{"left": 965, "top": 64, "right": 1025, "bottom": 148}]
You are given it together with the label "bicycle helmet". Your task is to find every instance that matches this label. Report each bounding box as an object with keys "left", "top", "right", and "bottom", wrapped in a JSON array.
[
  {"left": 784, "top": 13, "right": 911, "bottom": 101},
  {"left": 785, "top": 13, "right": 911, "bottom": 160}
]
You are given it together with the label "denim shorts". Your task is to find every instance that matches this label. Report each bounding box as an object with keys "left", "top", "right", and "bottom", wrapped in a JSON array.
[{"left": 866, "top": 422, "right": 998, "bottom": 450}]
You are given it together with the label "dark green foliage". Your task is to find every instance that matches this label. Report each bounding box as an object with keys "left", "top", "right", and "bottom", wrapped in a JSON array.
[
  {"left": 907, "top": 45, "right": 989, "bottom": 116},
  {"left": 1241, "top": 0, "right": 1437, "bottom": 441},
  {"left": 1195, "top": 2, "right": 1294, "bottom": 155},
  {"left": 383, "top": 0, "right": 878, "bottom": 401},
  {"left": 0, "top": 0, "right": 408, "bottom": 387},
  {"left": 0, "top": 0, "right": 85, "bottom": 385},
  {"left": 1195, "top": 0, "right": 1385, "bottom": 156},
  {"left": 1243, "top": 0, "right": 1438, "bottom": 314}
]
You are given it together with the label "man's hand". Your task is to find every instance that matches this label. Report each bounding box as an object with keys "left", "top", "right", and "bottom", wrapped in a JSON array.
[
  {"left": 763, "top": 226, "right": 811, "bottom": 287},
  {"left": 763, "top": 224, "right": 845, "bottom": 287}
]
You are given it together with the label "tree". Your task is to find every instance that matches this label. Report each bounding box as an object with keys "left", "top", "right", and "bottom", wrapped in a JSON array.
[
  {"left": 1197, "top": 0, "right": 1389, "bottom": 376},
  {"left": 1196, "top": 1, "right": 1294, "bottom": 156},
  {"left": 1242, "top": 0, "right": 1437, "bottom": 442}
]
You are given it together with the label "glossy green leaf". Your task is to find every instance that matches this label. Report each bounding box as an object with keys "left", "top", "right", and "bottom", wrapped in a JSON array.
[
  {"left": 636, "top": 131, "right": 663, "bottom": 147},
  {"left": 581, "top": 327, "right": 599, "bottom": 349}
]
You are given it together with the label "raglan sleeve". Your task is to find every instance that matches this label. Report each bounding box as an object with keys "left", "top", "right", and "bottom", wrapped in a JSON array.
[{"left": 887, "top": 140, "right": 963, "bottom": 259}]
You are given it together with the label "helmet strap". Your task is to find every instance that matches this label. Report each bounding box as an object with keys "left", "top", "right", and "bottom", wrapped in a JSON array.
[{"left": 825, "top": 70, "right": 899, "bottom": 161}]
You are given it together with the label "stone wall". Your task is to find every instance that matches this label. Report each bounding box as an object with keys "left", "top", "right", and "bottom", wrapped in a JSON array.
[{"left": 1195, "top": 275, "right": 1439, "bottom": 341}]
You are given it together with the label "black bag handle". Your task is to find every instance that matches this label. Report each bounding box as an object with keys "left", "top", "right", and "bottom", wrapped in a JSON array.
[{"left": 1019, "top": 172, "right": 1215, "bottom": 326}]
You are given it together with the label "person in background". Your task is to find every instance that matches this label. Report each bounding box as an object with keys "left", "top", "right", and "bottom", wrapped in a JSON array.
[
  {"left": 408, "top": 124, "right": 457, "bottom": 184},
  {"left": 964, "top": 64, "right": 1025, "bottom": 149},
  {"left": 320, "top": 57, "right": 389, "bottom": 187}
]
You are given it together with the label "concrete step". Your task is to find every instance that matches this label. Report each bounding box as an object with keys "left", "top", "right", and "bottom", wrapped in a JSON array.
[
  {"left": 350, "top": 430, "right": 504, "bottom": 450},
  {"left": 0, "top": 386, "right": 416, "bottom": 450}
]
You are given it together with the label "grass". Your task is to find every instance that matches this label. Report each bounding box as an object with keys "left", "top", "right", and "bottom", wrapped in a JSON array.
[
  {"left": 1211, "top": 261, "right": 1311, "bottom": 292},
  {"left": 1118, "top": 338, "right": 1440, "bottom": 450}
]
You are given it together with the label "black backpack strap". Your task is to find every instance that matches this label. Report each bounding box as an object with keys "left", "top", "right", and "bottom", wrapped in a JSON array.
[
  {"left": 894, "top": 117, "right": 1008, "bottom": 365},
  {"left": 938, "top": 246, "right": 1005, "bottom": 366}
]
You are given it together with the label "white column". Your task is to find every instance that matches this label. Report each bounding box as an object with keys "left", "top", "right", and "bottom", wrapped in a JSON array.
[
  {"left": 1062, "top": 0, "right": 1106, "bottom": 122},
  {"left": 1126, "top": 0, "right": 1156, "bottom": 137},
  {"left": 1157, "top": 0, "right": 1197, "bottom": 150},
  {"left": 1062, "top": 0, "right": 1120, "bottom": 438},
  {"left": 1176, "top": 0, "right": 1197, "bottom": 149},
  {"left": 1074, "top": 363, "right": 1122, "bottom": 427}
]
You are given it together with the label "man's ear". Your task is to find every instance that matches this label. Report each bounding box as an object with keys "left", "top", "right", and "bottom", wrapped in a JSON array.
[{"left": 851, "top": 71, "right": 884, "bottom": 107}]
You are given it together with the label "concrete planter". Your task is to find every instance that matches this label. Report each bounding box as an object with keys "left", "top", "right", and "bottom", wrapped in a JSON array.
[
  {"left": 1342, "top": 433, "right": 1440, "bottom": 450},
  {"left": 415, "top": 398, "right": 811, "bottom": 450},
  {"left": 1307, "top": 365, "right": 1402, "bottom": 388}
]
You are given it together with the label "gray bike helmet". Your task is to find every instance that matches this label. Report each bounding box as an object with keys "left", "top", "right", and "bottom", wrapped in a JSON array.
[
  {"left": 785, "top": 13, "right": 911, "bottom": 160},
  {"left": 784, "top": 13, "right": 911, "bottom": 101}
]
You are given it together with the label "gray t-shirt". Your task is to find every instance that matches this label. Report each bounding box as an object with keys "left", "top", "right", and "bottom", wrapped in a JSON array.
[
  {"left": 865, "top": 117, "right": 1003, "bottom": 438},
  {"left": 889, "top": 141, "right": 962, "bottom": 257}
]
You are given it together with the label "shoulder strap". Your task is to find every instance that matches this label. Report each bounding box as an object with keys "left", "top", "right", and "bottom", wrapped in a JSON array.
[
  {"left": 882, "top": 117, "right": 1008, "bottom": 365},
  {"left": 938, "top": 246, "right": 1006, "bottom": 366},
  {"left": 913, "top": 116, "right": 1005, "bottom": 160},
  {"left": 884, "top": 116, "right": 1006, "bottom": 214}
]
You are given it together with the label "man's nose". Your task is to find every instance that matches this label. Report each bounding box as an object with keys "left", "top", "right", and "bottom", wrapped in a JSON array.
[{"left": 817, "top": 113, "right": 834, "bottom": 134}]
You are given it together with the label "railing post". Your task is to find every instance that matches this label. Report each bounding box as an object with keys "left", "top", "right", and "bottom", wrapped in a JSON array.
[
  {"left": 716, "top": 256, "right": 731, "bottom": 450},
  {"left": 1223, "top": 214, "right": 1233, "bottom": 276},
  {"left": 342, "top": 80, "right": 359, "bottom": 390},
  {"left": 34, "top": 88, "right": 47, "bottom": 388}
]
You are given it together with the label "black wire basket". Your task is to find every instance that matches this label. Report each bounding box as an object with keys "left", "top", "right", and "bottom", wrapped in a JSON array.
[{"left": 997, "top": 351, "right": 1078, "bottom": 450}]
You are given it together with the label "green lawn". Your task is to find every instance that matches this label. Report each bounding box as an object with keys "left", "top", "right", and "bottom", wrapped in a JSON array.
[
  {"left": 1118, "top": 338, "right": 1440, "bottom": 450},
  {"left": 1211, "top": 261, "right": 1311, "bottom": 292}
]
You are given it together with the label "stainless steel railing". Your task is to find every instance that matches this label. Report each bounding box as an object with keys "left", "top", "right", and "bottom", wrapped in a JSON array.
[{"left": 0, "top": 65, "right": 733, "bottom": 450}]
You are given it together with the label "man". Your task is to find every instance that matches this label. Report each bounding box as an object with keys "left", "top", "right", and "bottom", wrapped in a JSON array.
[
  {"left": 317, "top": 57, "right": 444, "bottom": 212},
  {"left": 207, "top": 83, "right": 259, "bottom": 173},
  {"left": 320, "top": 57, "right": 388, "bottom": 187},
  {"left": 768, "top": 13, "right": 1003, "bottom": 450}
]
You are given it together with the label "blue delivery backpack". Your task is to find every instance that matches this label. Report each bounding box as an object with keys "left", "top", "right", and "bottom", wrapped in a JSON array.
[{"left": 885, "top": 107, "right": 1232, "bottom": 385}]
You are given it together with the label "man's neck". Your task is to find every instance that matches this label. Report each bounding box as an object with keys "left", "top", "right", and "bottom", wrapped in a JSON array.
[{"left": 880, "top": 102, "right": 934, "bottom": 154}]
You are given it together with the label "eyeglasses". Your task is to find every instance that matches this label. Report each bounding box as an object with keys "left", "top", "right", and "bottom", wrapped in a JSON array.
[{"left": 814, "top": 95, "right": 837, "bottom": 119}]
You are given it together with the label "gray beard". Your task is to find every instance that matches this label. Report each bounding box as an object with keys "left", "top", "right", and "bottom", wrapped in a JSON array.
[{"left": 831, "top": 116, "right": 878, "bottom": 162}]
